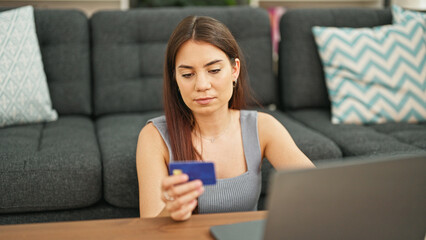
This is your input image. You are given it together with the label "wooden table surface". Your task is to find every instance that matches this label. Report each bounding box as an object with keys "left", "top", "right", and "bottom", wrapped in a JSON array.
[{"left": 0, "top": 211, "right": 267, "bottom": 240}]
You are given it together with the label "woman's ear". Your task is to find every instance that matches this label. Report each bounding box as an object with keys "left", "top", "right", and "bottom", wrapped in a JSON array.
[{"left": 232, "top": 58, "right": 240, "bottom": 81}]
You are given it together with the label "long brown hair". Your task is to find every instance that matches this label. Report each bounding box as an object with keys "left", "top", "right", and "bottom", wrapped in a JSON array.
[{"left": 163, "top": 16, "right": 253, "bottom": 161}]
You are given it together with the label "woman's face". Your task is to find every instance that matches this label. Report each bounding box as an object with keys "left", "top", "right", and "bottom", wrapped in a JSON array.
[{"left": 174, "top": 40, "right": 240, "bottom": 116}]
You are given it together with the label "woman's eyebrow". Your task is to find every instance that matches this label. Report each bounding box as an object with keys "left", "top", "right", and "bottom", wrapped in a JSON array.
[
  {"left": 204, "top": 59, "right": 222, "bottom": 67},
  {"left": 177, "top": 64, "right": 193, "bottom": 69},
  {"left": 177, "top": 59, "right": 223, "bottom": 69}
]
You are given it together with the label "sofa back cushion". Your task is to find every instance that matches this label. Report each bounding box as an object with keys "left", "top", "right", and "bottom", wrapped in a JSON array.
[
  {"left": 44, "top": 10, "right": 92, "bottom": 115},
  {"left": 0, "top": 6, "right": 58, "bottom": 127},
  {"left": 0, "top": 8, "right": 92, "bottom": 116},
  {"left": 91, "top": 7, "right": 275, "bottom": 116},
  {"left": 36, "top": 10, "right": 92, "bottom": 115},
  {"left": 279, "top": 8, "right": 392, "bottom": 110}
]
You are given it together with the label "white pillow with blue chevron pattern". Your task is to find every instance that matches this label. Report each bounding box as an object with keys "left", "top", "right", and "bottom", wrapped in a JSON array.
[
  {"left": 392, "top": 4, "right": 426, "bottom": 42},
  {"left": 312, "top": 19, "right": 426, "bottom": 124},
  {"left": 0, "top": 6, "right": 57, "bottom": 127},
  {"left": 392, "top": 4, "right": 426, "bottom": 25}
]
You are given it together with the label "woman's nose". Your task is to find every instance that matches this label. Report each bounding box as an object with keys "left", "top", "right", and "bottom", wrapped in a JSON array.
[{"left": 195, "top": 74, "right": 211, "bottom": 91}]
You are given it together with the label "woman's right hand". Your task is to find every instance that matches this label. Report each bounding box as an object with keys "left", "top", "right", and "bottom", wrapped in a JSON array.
[{"left": 161, "top": 173, "right": 204, "bottom": 221}]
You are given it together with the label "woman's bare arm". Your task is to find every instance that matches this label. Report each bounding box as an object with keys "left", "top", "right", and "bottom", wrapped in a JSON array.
[
  {"left": 136, "top": 123, "right": 169, "bottom": 218},
  {"left": 258, "top": 112, "right": 315, "bottom": 170},
  {"left": 136, "top": 123, "right": 204, "bottom": 220}
]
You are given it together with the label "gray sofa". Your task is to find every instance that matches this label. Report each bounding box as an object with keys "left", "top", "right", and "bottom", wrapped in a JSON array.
[
  {"left": 279, "top": 8, "right": 426, "bottom": 158},
  {"left": 0, "top": 6, "right": 423, "bottom": 225}
]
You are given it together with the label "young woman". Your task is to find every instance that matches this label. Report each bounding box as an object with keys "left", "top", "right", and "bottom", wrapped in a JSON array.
[{"left": 136, "top": 16, "right": 314, "bottom": 221}]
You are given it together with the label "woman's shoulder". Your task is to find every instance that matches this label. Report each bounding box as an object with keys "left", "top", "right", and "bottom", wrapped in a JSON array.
[
  {"left": 257, "top": 111, "right": 274, "bottom": 121},
  {"left": 140, "top": 115, "right": 166, "bottom": 140},
  {"left": 139, "top": 122, "right": 160, "bottom": 140},
  {"left": 137, "top": 118, "right": 170, "bottom": 168},
  {"left": 257, "top": 111, "right": 283, "bottom": 134},
  {"left": 138, "top": 116, "right": 169, "bottom": 159}
]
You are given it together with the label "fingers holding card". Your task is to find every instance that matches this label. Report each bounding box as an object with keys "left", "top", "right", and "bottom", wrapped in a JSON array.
[
  {"left": 169, "top": 161, "right": 217, "bottom": 185},
  {"left": 160, "top": 161, "right": 215, "bottom": 221}
]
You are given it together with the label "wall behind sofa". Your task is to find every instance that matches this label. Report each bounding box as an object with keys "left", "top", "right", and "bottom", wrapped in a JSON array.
[{"left": 0, "top": 0, "right": 130, "bottom": 16}]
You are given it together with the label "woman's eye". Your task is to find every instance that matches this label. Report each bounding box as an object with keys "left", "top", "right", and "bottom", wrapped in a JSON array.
[
  {"left": 209, "top": 69, "right": 221, "bottom": 74},
  {"left": 182, "top": 73, "right": 193, "bottom": 78}
]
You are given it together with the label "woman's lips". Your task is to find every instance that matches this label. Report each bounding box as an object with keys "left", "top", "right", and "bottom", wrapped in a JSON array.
[{"left": 195, "top": 97, "right": 214, "bottom": 105}]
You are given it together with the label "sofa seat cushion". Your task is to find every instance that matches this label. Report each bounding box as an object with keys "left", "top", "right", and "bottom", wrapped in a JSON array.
[
  {"left": 260, "top": 109, "right": 342, "bottom": 161},
  {"left": 96, "top": 112, "right": 163, "bottom": 208},
  {"left": 369, "top": 122, "right": 426, "bottom": 150},
  {"left": 98, "top": 110, "right": 341, "bottom": 210},
  {"left": 0, "top": 116, "right": 101, "bottom": 213},
  {"left": 288, "top": 109, "right": 426, "bottom": 157},
  {"left": 0, "top": 200, "right": 138, "bottom": 225},
  {"left": 252, "top": 109, "right": 342, "bottom": 210}
]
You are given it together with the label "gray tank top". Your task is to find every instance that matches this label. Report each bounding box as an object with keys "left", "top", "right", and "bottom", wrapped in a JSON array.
[{"left": 148, "top": 110, "right": 262, "bottom": 213}]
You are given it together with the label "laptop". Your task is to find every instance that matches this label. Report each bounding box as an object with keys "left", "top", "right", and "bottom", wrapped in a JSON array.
[{"left": 210, "top": 154, "right": 426, "bottom": 240}]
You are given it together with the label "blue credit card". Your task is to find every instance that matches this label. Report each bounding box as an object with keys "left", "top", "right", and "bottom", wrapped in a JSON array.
[{"left": 169, "top": 161, "right": 216, "bottom": 185}]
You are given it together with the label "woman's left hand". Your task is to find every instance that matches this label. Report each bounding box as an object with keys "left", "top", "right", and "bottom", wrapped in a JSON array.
[{"left": 161, "top": 173, "right": 204, "bottom": 221}]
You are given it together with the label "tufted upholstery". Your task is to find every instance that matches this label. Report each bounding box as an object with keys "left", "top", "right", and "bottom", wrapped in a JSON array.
[
  {"left": 34, "top": 9, "right": 92, "bottom": 115},
  {"left": 0, "top": 9, "right": 100, "bottom": 214},
  {"left": 91, "top": 7, "right": 276, "bottom": 116},
  {"left": 91, "top": 7, "right": 342, "bottom": 209},
  {"left": 279, "top": 8, "right": 392, "bottom": 110},
  {"left": 289, "top": 109, "right": 426, "bottom": 157},
  {"left": 0, "top": 116, "right": 101, "bottom": 213},
  {"left": 279, "top": 8, "right": 426, "bottom": 158},
  {"left": 3, "top": 6, "right": 421, "bottom": 225}
]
